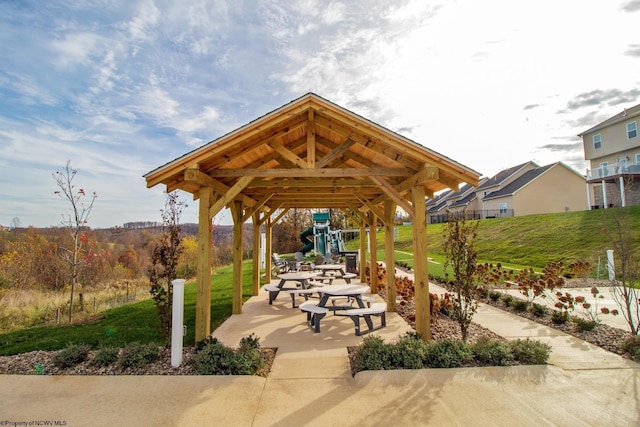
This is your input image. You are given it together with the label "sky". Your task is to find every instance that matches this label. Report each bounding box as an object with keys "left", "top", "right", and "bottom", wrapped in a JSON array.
[{"left": 1, "top": 0, "right": 639, "bottom": 229}]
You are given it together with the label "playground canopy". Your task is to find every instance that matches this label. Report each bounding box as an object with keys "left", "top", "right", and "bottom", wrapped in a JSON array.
[{"left": 144, "top": 93, "right": 480, "bottom": 342}]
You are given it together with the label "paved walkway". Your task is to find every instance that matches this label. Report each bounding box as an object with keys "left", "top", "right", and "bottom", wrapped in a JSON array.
[{"left": 1, "top": 269, "right": 639, "bottom": 426}]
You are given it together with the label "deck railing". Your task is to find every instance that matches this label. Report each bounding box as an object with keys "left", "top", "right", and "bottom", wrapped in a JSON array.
[{"left": 587, "top": 161, "right": 640, "bottom": 180}]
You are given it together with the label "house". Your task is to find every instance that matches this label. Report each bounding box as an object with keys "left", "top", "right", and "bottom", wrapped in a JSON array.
[
  {"left": 578, "top": 103, "right": 640, "bottom": 208},
  {"left": 481, "top": 162, "right": 587, "bottom": 217},
  {"left": 426, "top": 161, "right": 587, "bottom": 222}
]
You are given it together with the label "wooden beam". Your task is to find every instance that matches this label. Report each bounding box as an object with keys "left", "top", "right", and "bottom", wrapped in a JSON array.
[
  {"left": 396, "top": 166, "right": 439, "bottom": 193},
  {"left": 269, "top": 139, "right": 309, "bottom": 169},
  {"left": 412, "top": 184, "right": 431, "bottom": 340},
  {"left": 384, "top": 199, "right": 397, "bottom": 312},
  {"left": 368, "top": 212, "right": 378, "bottom": 294},
  {"left": 355, "top": 194, "right": 384, "bottom": 220},
  {"left": 195, "top": 187, "right": 212, "bottom": 342},
  {"left": 369, "top": 176, "right": 415, "bottom": 217},
  {"left": 307, "top": 109, "right": 316, "bottom": 168},
  {"left": 242, "top": 193, "right": 273, "bottom": 223},
  {"left": 252, "top": 213, "right": 261, "bottom": 296},
  {"left": 230, "top": 199, "right": 243, "bottom": 314},
  {"left": 184, "top": 168, "right": 266, "bottom": 212},
  {"left": 209, "top": 176, "right": 254, "bottom": 217},
  {"left": 209, "top": 167, "right": 414, "bottom": 178},
  {"left": 315, "top": 138, "right": 356, "bottom": 169}
]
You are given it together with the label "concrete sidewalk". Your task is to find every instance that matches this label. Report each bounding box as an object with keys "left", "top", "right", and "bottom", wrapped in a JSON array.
[{"left": 1, "top": 274, "right": 639, "bottom": 426}]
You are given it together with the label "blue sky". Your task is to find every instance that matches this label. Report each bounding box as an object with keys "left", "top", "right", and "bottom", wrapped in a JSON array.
[{"left": 1, "top": 0, "right": 639, "bottom": 228}]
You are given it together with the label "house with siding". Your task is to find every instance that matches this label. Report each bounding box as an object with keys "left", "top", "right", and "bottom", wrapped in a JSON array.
[
  {"left": 578, "top": 103, "right": 640, "bottom": 208},
  {"left": 481, "top": 162, "right": 587, "bottom": 217},
  {"left": 426, "top": 161, "right": 587, "bottom": 222}
]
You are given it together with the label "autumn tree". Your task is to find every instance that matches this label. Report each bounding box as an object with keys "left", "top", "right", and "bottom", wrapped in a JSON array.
[
  {"left": 53, "top": 160, "right": 97, "bottom": 322},
  {"left": 148, "top": 192, "right": 185, "bottom": 345},
  {"left": 442, "top": 210, "right": 481, "bottom": 342}
]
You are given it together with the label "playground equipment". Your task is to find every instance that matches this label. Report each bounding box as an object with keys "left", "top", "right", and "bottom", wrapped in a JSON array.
[{"left": 300, "top": 212, "right": 348, "bottom": 256}]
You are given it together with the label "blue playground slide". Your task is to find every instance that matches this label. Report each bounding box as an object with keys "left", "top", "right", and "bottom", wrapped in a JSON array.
[{"left": 300, "top": 226, "right": 314, "bottom": 254}]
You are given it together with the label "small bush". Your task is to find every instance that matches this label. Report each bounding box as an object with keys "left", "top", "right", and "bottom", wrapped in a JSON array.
[
  {"left": 91, "top": 347, "right": 119, "bottom": 367},
  {"left": 509, "top": 339, "right": 551, "bottom": 365},
  {"left": 238, "top": 333, "right": 260, "bottom": 351},
  {"left": 390, "top": 333, "right": 428, "bottom": 369},
  {"left": 501, "top": 294, "right": 514, "bottom": 307},
  {"left": 353, "top": 335, "right": 392, "bottom": 372},
  {"left": 621, "top": 335, "right": 640, "bottom": 361},
  {"left": 470, "top": 337, "right": 514, "bottom": 366},
  {"left": 117, "top": 342, "right": 159, "bottom": 369},
  {"left": 53, "top": 343, "right": 91, "bottom": 369},
  {"left": 192, "top": 336, "right": 264, "bottom": 375},
  {"left": 511, "top": 299, "right": 528, "bottom": 312},
  {"left": 529, "top": 303, "right": 548, "bottom": 317},
  {"left": 551, "top": 310, "right": 569, "bottom": 324},
  {"left": 573, "top": 317, "right": 598, "bottom": 332},
  {"left": 489, "top": 291, "right": 502, "bottom": 302},
  {"left": 192, "top": 340, "right": 235, "bottom": 375},
  {"left": 424, "top": 339, "right": 473, "bottom": 368}
]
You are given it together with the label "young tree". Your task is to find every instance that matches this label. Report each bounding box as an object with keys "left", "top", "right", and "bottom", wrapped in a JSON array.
[
  {"left": 53, "top": 160, "right": 97, "bottom": 322},
  {"left": 442, "top": 211, "right": 481, "bottom": 342},
  {"left": 604, "top": 205, "right": 640, "bottom": 335},
  {"left": 148, "top": 192, "right": 185, "bottom": 345}
]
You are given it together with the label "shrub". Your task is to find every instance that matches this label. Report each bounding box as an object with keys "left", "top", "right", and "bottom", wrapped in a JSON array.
[
  {"left": 621, "top": 335, "right": 640, "bottom": 361},
  {"left": 192, "top": 340, "right": 236, "bottom": 375},
  {"left": 551, "top": 310, "right": 569, "bottom": 324},
  {"left": 53, "top": 343, "right": 91, "bottom": 369},
  {"left": 470, "top": 337, "right": 514, "bottom": 366},
  {"left": 390, "top": 333, "right": 428, "bottom": 369},
  {"left": 511, "top": 299, "right": 528, "bottom": 312},
  {"left": 529, "top": 303, "right": 548, "bottom": 317},
  {"left": 501, "top": 294, "right": 514, "bottom": 307},
  {"left": 353, "top": 335, "right": 392, "bottom": 372},
  {"left": 91, "top": 346, "right": 119, "bottom": 367},
  {"left": 238, "top": 333, "right": 261, "bottom": 351},
  {"left": 424, "top": 339, "right": 473, "bottom": 368},
  {"left": 117, "top": 342, "right": 159, "bottom": 369},
  {"left": 509, "top": 339, "right": 551, "bottom": 365},
  {"left": 573, "top": 317, "right": 598, "bottom": 332},
  {"left": 489, "top": 291, "right": 502, "bottom": 302},
  {"left": 191, "top": 336, "right": 264, "bottom": 375}
]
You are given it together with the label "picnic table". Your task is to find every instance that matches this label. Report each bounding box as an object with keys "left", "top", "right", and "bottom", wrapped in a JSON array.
[{"left": 263, "top": 272, "right": 321, "bottom": 305}]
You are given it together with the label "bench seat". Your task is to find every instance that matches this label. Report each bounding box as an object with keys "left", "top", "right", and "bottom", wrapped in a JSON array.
[
  {"left": 287, "top": 288, "right": 319, "bottom": 308},
  {"left": 299, "top": 301, "right": 329, "bottom": 332},
  {"left": 336, "top": 302, "right": 387, "bottom": 336}
]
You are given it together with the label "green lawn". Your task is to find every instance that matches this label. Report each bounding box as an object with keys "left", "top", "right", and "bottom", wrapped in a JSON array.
[{"left": 0, "top": 262, "right": 257, "bottom": 356}]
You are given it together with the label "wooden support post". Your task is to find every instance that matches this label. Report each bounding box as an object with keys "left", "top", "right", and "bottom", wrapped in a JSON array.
[
  {"left": 368, "top": 212, "right": 378, "bottom": 294},
  {"left": 265, "top": 216, "right": 272, "bottom": 284},
  {"left": 252, "top": 213, "right": 261, "bottom": 296},
  {"left": 412, "top": 185, "right": 431, "bottom": 340},
  {"left": 195, "top": 187, "right": 212, "bottom": 343},
  {"left": 359, "top": 219, "right": 367, "bottom": 283},
  {"left": 231, "top": 199, "right": 243, "bottom": 314},
  {"left": 384, "top": 199, "right": 397, "bottom": 312}
]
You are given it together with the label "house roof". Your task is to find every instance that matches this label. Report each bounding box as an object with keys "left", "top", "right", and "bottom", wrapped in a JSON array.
[
  {"left": 482, "top": 162, "right": 583, "bottom": 200},
  {"left": 476, "top": 161, "right": 538, "bottom": 191},
  {"left": 144, "top": 93, "right": 480, "bottom": 216},
  {"left": 578, "top": 103, "right": 640, "bottom": 137}
]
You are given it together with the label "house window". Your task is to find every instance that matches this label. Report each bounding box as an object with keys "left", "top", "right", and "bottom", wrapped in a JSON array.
[
  {"left": 593, "top": 134, "right": 602, "bottom": 149},
  {"left": 499, "top": 203, "right": 508, "bottom": 214},
  {"left": 628, "top": 122, "right": 638, "bottom": 139}
]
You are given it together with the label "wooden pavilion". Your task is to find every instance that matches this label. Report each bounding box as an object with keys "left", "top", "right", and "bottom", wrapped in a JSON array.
[{"left": 144, "top": 93, "right": 480, "bottom": 342}]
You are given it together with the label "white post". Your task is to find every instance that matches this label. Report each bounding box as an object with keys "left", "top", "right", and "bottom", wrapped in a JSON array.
[
  {"left": 586, "top": 183, "right": 591, "bottom": 210},
  {"left": 606, "top": 250, "right": 615, "bottom": 281},
  {"left": 171, "top": 279, "right": 186, "bottom": 367},
  {"left": 601, "top": 180, "right": 607, "bottom": 208},
  {"left": 619, "top": 176, "right": 626, "bottom": 207}
]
